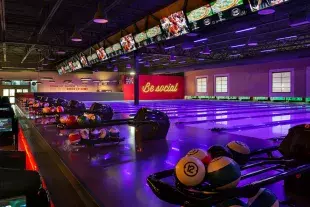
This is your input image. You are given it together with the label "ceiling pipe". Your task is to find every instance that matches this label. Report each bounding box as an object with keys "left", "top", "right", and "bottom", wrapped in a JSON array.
[
  {"left": 0, "top": 0, "right": 6, "bottom": 62},
  {"left": 21, "top": 0, "right": 64, "bottom": 63}
]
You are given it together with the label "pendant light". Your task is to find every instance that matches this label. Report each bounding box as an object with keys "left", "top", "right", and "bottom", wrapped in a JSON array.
[
  {"left": 93, "top": 2, "right": 108, "bottom": 24},
  {"left": 71, "top": 27, "right": 82, "bottom": 42}
]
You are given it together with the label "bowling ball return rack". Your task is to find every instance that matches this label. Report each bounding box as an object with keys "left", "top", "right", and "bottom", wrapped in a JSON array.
[
  {"left": 58, "top": 108, "right": 171, "bottom": 146},
  {"left": 147, "top": 146, "right": 310, "bottom": 207}
]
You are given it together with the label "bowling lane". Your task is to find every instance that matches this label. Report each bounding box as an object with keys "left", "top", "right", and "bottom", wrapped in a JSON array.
[
  {"left": 228, "top": 122, "right": 308, "bottom": 139},
  {"left": 182, "top": 112, "right": 310, "bottom": 130}
]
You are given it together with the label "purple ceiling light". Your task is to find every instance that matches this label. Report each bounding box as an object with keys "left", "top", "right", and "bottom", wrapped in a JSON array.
[
  {"left": 71, "top": 29, "right": 82, "bottom": 42},
  {"left": 248, "top": 36, "right": 258, "bottom": 46},
  {"left": 164, "top": 46, "right": 175, "bottom": 50},
  {"left": 179, "top": 61, "right": 186, "bottom": 64},
  {"left": 235, "top": 27, "right": 256, "bottom": 33},
  {"left": 126, "top": 63, "right": 132, "bottom": 69},
  {"left": 258, "top": 8, "right": 275, "bottom": 15},
  {"left": 231, "top": 44, "right": 246, "bottom": 48},
  {"left": 113, "top": 66, "right": 118, "bottom": 72},
  {"left": 93, "top": 3, "right": 108, "bottom": 24},
  {"left": 56, "top": 50, "right": 66, "bottom": 55},
  {"left": 194, "top": 38, "right": 208, "bottom": 43},
  {"left": 276, "top": 36, "right": 297, "bottom": 41},
  {"left": 261, "top": 49, "right": 276, "bottom": 53}
]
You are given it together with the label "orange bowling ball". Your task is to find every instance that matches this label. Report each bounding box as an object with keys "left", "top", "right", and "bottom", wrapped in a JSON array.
[
  {"left": 42, "top": 107, "right": 51, "bottom": 114},
  {"left": 59, "top": 115, "right": 68, "bottom": 124},
  {"left": 66, "top": 115, "right": 77, "bottom": 126}
]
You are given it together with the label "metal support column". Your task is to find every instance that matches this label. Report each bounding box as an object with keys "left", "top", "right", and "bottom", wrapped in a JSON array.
[{"left": 134, "top": 51, "right": 140, "bottom": 105}]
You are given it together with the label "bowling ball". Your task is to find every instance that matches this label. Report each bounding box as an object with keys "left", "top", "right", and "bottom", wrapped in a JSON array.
[
  {"left": 175, "top": 156, "right": 206, "bottom": 187},
  {"left": 59, "top": 115, "right": 68, "bottom": 124},
  {"left": 80, "top": 129, "right": 89, "bottom": 139},
  {"left": 66, "top": 115, "right": 78, "bottom": 126},
  {"left": 56, "top": 106, "right": 65, "bottom": 113},
  {"left": 109, "top": 127, "right": 120, "bottom": 137},
  {"left": 84, "top": 113, "right": 94, "bottom": 119},
  {"left": 42, "top": 107, "right": 51, "bottom": 114},
  {"left": 247, "top": 188, "right": 279, "bottom": 207},
  {"left": 207, "top": 145, "right": 232, "bottom": 160},
  {"left": 186, "top": 148, "right": 211, "bottom": 165},
  {"left": 99, "top": 128, "right": 108, "bottom": 139},
  {"left": 226, "top": 141, "right": 251, "bottom": 165},
  {"left": 43, "top": 102, "right": 49, "bottom": 107},
  {"left": 49, "top": 107, "right": 56, "bottom": 113},
  {"left": 89, "top": 114, "right": 101, "bottom": 124},
  {"left": 77, "top": 116, "right": 90, "bottom": 126},
  {"left": 206, "top": 156, "right": 241, "bottom": 190},
  {"left": 68, "top": 133, "right": 81, "bottom": 144},
  {"left": 90, "top": 129, "right": 100, "bottom": 139}
]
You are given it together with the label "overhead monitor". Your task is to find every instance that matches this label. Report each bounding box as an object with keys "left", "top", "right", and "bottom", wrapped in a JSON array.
[
  {"left": 160, "top": 11, "right": 189, "bottom": 40},
  {"left": 79, "top": 53, "right": 90, "bottom": 67},
  {"left": 87, "top": 53, "right": 100, "bottom": 65},
  {"left": 134, "top": 32, "right": 148, "bottom": 48},
  {"left": 120, "top": 34, "right": 137, "bottom": 53},
  {"left": 0, "top": 118, "right": 12, "bottom": 132},
  {"left": 108, "top": 43, "right": 123, "bottom": 57},
  {"left": 248, "top": 0, "right": 289, "bottom": 11},
  {"left": 186, "top": 1, "right": 246, "bottom": 30},
  {"left": 186, "top": 4, "right": 215, "bottom": 30},
  {"left": 146, "top": 25, "right": 165, "bottom": 44},
  {"left": 96, "top": 47, "right": 108, "bottom": 61}
]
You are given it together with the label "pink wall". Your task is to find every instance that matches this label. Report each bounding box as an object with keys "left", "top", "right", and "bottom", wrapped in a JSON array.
[
  {"left": 185, "top": 57, "right": 310, "bottom": 97},
  {"left": 0, "top": 71, "right": 122, "bottom": 95}
]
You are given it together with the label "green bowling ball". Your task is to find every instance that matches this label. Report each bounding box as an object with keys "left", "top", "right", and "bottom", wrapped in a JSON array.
[{"left": 77, "top": 115, "right": 90, "bottom": 126}]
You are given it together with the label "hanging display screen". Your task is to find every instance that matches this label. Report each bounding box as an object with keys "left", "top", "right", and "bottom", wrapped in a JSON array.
[
  {"left": 96, "top": 47, "right": 108, "bottom": 61},
  {"left": 160, "top": 11, "right": 189, "bottom": 40},
  {"left": 146, "top": 25, "right": 165, "bottom": 44},
  {"left": 87, "top": 53, "right": 100, "bottom": 65},
  {"left": 134, "top": 32, "right": 148, "bottom": 48},
  {"left": 186, "top": 0, "right": 246, "bottom": 31},
  {"left": 248, "top": 0, "right": 289, "bottom": 12},
  {"left": 79, "top": 53, "right": 90, "bottom": 67},
  {"left": 106, "top": 43, "right": 123, "bottom": 58},
  {"left": 120, "top": 34, "right": 137, "bottom": 53}
]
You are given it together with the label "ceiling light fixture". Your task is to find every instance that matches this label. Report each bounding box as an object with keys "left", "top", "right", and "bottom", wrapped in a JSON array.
[
  {"left": 179, "top": 61, "right": 186, "bottom": 64},
  {"left": 80, "top": 78, "right": 92, "bottom": 81},
  {"left": 194, "top": 38, "right": 208, "bottom": 43},
  {"left": 235, "top": 27, "right": 256, "bottom": 33},
  {"left": 231, "top": 44, "right": 246, "bottom": 48},
  {"left": 164, "top": 46, "right": 175, "bottom": 50},
  {"left": 71, "top": 27, "right": 82, "bottom": 42},
  {"left": 42, "top": 59, "right": 48, "bottom": 66},
  {"left": 144, "top": 61, "right": 150, "bottom": 67},
  {"left": 130, "top": 71, "right": 135, "bottom": 76},
  {"left": 261, "top": 49, "right": 276, "bottom": 53},
  {"left": 113, "top": 66, "right": 118, "bottom": 72},
  {"left": 56, "top": 50, "right": 66, "bottom": 55},
  {"left": 276, "top": 36, "right": 297, "bottom": 41},
  {"left": 126, "top": 64, "right": 132, "bottom": 69},
  {"left": 93, "top": 2, "right": 108, "bottom": 24}
]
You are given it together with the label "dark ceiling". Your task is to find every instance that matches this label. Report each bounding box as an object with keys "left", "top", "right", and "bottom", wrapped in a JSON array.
[
  {"left": 0, "top": 0, "right": 178, "bottom": 70},
  {"left": 0, "top": 0, "right": 309, "bottom": 73}
]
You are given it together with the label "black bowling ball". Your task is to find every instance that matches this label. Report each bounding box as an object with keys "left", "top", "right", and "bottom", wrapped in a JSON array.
[{"left": 207, "top": 145, "right": 232, "bottom": 159}]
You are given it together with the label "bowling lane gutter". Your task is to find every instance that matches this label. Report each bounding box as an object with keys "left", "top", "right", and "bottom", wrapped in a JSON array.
[
  {"left": 212, "top": 118, "right": 310, "bottom": 132},
  {"left": 168, "top": 106, "right": 308, "bottom": 119},
  {"left": 174, "top": 109, "right": 310, "bottom": 125}
]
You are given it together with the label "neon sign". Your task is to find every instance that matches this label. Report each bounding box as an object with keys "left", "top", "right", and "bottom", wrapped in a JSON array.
[{"left": 142, "top": 82, "right": 178, "bottom": 93}]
